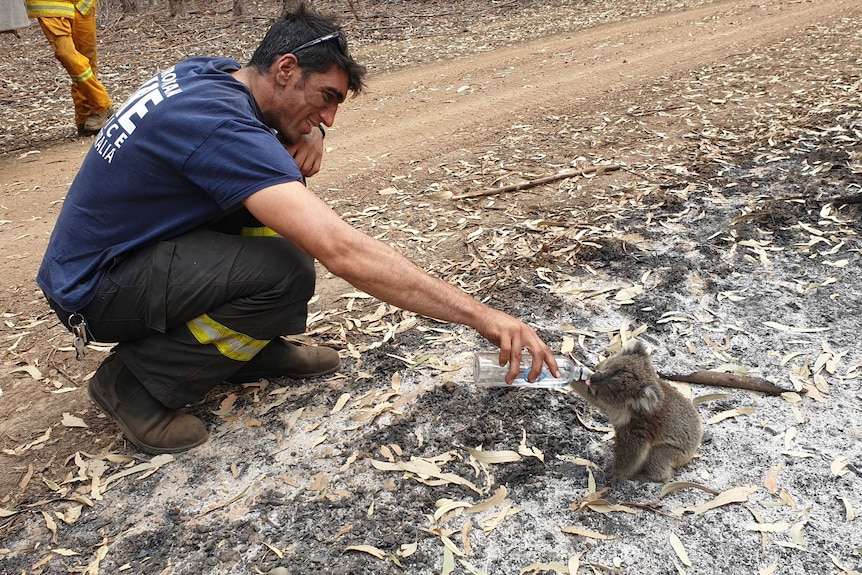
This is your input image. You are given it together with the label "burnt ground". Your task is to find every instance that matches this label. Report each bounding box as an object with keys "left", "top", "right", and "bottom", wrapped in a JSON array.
[{"left": 1, "top": 0, "right": 861, "bottom": 574}]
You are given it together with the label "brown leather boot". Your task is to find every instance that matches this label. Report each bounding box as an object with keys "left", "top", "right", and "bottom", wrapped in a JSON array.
[
  {"left": 227, "top": 339, "right": 340, "bottom": 384},
  {"left": 83, "top": 106, "right": 114, "bottom": 133},
  {"left": 88, "top": 354, "right": 208, "bottom": 454}
]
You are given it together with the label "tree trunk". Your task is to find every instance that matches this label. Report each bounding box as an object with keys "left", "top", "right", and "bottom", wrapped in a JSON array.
[
  {"left": 169, "top": 0, "right": 188, "bottom": 18},
  {"left": 232, "top": 0, "right": 245, "bottom": 17}
]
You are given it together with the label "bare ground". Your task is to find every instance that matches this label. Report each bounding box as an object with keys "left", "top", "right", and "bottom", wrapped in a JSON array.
[{"left": 1, "top": 0, "right": 861, "bottom": 574}]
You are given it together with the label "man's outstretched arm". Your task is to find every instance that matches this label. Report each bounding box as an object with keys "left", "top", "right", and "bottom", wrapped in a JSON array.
[{"left": 244, "top": 181, "right": 559, "bottom": 383}]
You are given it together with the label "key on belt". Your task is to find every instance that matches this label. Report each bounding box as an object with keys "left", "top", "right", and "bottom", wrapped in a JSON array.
[{"left": 68, "top": 313, "right": 89, "bottom": 359}]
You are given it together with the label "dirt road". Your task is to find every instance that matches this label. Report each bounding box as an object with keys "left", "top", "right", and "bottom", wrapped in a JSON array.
[
  {"left": 1, "top": 0, "right": 860, "bottom": 574},
  {"left": 320, "top": 0, "right": 854, "bottom": 182}
]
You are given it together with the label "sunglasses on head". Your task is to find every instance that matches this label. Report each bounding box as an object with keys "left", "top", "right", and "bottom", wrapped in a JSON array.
[{"left": 292, "top": 30, "right": 347, "bottom": 54}]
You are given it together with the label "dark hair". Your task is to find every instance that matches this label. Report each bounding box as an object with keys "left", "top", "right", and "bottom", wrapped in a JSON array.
[{"left": 247, "top": 3, "right": 366, "bottom": 96}]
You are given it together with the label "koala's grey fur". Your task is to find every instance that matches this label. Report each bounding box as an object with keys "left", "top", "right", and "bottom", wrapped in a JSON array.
[{"left": 571, "top": 340, "right": 703, "bottom": 482}]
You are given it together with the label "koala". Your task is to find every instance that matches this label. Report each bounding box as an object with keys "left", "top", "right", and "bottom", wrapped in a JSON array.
[{"left": 571, "top": 340, "right": 703, "bottom": 482}]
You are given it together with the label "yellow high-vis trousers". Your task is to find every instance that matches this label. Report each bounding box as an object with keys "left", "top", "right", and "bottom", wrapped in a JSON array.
[{"left": 37, "top": 9, "right": 111, "bottom": 126}]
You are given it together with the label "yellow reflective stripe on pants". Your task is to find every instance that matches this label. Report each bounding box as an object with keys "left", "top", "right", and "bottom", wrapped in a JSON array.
[
  {"left": 240, "top": 226, "right": 280, "bottom": 237},
  {"left": 71, "top": 67, "right": 94, "bottom": 83},
  {"left": 186, "top": 314, "right": 269, "bottom": 362}
]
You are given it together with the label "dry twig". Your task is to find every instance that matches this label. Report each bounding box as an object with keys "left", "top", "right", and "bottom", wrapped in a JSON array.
[
  {"left": 451, "top": 165, "right": 621, "bottom": 200},
  {"left": 660, "top": 371, "right": 792, "bottom": 396}
]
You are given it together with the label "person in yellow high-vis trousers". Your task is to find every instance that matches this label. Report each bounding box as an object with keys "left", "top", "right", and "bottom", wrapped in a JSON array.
[{"left": 26, "top": 0, "right": 113, "bottom": 135}]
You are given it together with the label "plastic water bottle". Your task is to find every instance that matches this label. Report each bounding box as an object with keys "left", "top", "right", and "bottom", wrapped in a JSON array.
[{"left": 473, "top": 352, "right": 591, "bottom": 389}]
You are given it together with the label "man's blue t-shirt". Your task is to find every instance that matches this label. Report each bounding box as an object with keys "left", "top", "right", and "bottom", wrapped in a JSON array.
[{"left": 37, "top": 57, "right": 303, "bottom": 312}]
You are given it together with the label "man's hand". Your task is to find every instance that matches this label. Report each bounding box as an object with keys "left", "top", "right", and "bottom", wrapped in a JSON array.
[
  {"left": 479, "top": 309, "right": 559, "bottom": 384},
  {"left": 282, "top": 125, "right": 325, "bottom": 178}
]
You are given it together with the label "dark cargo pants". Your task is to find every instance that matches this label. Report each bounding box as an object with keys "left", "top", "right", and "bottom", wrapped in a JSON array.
[{"left": 48, "top": 218, "right": 315, "bottom": 409}]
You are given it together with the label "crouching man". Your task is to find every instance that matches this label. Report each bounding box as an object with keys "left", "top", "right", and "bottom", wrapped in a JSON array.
[{"left": 38, "top": 4, "right": 558, "bottom": 454}]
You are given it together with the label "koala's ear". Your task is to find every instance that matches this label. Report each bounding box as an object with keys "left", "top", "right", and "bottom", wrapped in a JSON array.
[
  {"left": 634, "top": 383, "right": 663, "bottom": 412},
  {"left": 621, "top": 340, "right": 649, "bottom": 357}
]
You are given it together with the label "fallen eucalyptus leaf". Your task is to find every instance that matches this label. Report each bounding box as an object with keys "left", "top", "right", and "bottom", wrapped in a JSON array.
[
  {"left": 345, "top": 545, "right": 387, "bottom": 559},
  {"left": 7, "top": 365, "right": 43, "bottom": 380},
  {"left": 675, "top": 485, "right": 758, "bottom": 515},
  {"left": 465, "top": 446, "right": 522, "bottom": 464},
  {"left": 706, "top": 407, "right": 756, "bottom": 425},
  {"left": 669, "top": 532, "right": 692, "bottom": 567},
  {"left": 561, "top": 525, "right": 617, "bottom": 540},
  {"left": 61, "top": 413, "right": 88, "bottom": 428},
  {"left": 659, "top": 481, "right": 720, "bottom": 499},
  {"left": 831, "top": 456, "right": 850, "bottom": 477},
  {"left": 467, "top": 486, "right": 508, "bottom": 514}
]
